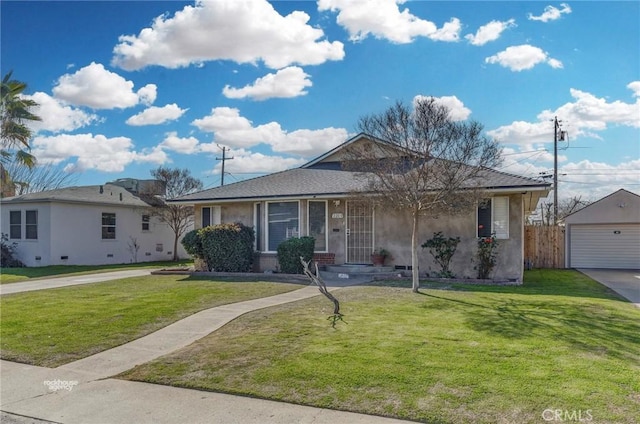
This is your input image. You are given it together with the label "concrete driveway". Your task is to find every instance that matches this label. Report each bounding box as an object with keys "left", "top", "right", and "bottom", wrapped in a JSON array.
[{"left": 578, "top": 269, "right": 640, "bottom": 308}]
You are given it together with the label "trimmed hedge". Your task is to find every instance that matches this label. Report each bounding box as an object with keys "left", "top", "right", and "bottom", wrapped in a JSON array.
[
  {"left": 182, "top": 223, "right": 255, "bottom": 272},
  {"left": 181, "top": 229, "right": 203, "bottom": 259},
  {"left": 277, "top": 236, "right": 315, "bottom": 274}
]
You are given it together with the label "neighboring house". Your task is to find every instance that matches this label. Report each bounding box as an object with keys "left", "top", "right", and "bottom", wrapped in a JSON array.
[
  {"left": 0, "top": 182, "right": 190, "bottom": 267},
  {"left": 171, "top": 134, "right": 551, "bottom": 282},
  {"left": 564, "top": 189, "right": 640, "bottom": 269}
]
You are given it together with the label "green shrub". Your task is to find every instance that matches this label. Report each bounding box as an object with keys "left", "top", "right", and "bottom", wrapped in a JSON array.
[
  {"left": 277, "top": 237, "right": 315, "bottom": 274},
  {"left": 421, "top": 232, "right": 460, "bottom": 278},
  {"left": 477, "top": 235, "right": 499, "bottom": 279},
  {"left": 199, "top": 223, "right": 255, "bottom": 272},
  {"left": 181, "top": 229, "right": 203, "bottom": 259}
]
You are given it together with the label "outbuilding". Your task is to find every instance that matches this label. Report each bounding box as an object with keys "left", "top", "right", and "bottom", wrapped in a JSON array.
[{"left": 564, "top": 189, "right": 640, "bottom": 269}]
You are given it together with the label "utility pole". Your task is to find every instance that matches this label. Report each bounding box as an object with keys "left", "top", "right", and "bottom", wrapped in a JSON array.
[
  {"left": 216, "top": 145, "right": 233, "bottom": 186},
  {"left": 553, "top": 116, "right": 566, "bottom": 225}
]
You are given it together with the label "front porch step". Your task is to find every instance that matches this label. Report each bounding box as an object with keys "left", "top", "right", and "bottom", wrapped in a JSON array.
[
  {"left": 324, "top": 264, "right": 395, "bottom": 274},
  {"left": 318, "top": 264, "right": 405, "bottom": 285}
]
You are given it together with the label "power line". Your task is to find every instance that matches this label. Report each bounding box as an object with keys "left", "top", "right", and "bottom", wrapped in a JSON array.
[{"left": 216, "top": 145, "right": 234, "bottom": 186}]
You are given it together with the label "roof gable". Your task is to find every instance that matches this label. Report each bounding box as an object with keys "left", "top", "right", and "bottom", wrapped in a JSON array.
[
  {"left": 0, "top": 184, "right": 157, "bottom": 207},
  {"left": 564, "top": 188, "right": 640, "bottom": 224}
]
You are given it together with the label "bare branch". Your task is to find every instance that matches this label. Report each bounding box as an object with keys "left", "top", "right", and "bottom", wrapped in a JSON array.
[{"left": 300, "top": 257, "right": 345, "bottom": 328}]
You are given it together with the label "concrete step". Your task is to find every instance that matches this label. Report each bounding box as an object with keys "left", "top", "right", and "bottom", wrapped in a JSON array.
[{"left": 325, "top": 264, "right": 395, "bottom": 274}]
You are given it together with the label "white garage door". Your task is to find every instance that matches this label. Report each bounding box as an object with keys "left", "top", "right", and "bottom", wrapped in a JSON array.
[{"left": 570, "top": 224, "right": 640, "bottom": 269}]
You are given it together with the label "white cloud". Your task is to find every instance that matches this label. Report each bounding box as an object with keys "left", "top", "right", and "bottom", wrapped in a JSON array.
[
  {"left": 126, "top": 104, "right": 187, "bottom": 126},
  {"left": 528, "top": 3, "right": 572, "bottom": 23},
  {"left": 192, "top": 107, "right": 348, "bottom": 156},
  {"left": 465, "top": 19, "right": 516, "bottom": 46},
  {"left": 627, "top": 81, "right": 640, "bottom": 97},
  {"left": 31, "top": 133, "right": 166, "bottom": 172},
  {"left": 318, "top": 0, "right": 460, "bottom": 43},
  {"left": 23, "top": 92, "right": 98, "bottom": 133},
  {"left": 212, "top": 149, "right": 307, "bottom": 175},
  {"left": 488, "top": 82, "right": 640, "bottom": 144},
  {"left": 158, "top": 132, "right": 206, "bottom": 155},
  {"left": 52, "top": 62, "right": 157, "bottom": 109},
  {"left": 414, "top": 95, "right": 471, "bottom": 121},
  {"left": 222, "top": 66, "right": 312, "bottom": 101},
  {"left": 112, "top": 0, "right": 344, "bottom": 71},
  {"left": 485, "top": 44, "right": 562, "bottom": 71}
]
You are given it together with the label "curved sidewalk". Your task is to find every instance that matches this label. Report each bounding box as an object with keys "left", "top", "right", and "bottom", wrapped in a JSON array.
[
  {"left": 0, "top": 269, "right": 158, "bottom": 296},
  {"left": 1, "top": 282, "right": 412, "bottom": 424}
]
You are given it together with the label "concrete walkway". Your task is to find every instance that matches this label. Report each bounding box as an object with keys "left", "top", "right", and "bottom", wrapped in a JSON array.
[
  {"left": 579, "top": 269, "right": 640, "bottom": 308},
  {"left": 1, "top": 274, "right": 411, "bottom": 424},
  {"left": 0, "top": 269, "right": 158, "bottom": 296}
]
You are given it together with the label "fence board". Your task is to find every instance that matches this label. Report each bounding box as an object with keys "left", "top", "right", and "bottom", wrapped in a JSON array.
[{"left": 524, "top": 226, "right": 565, "bottom": 269}]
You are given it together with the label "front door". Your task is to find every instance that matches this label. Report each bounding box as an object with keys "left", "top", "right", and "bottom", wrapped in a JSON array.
[{"left": 346, "top": 201, "right": 374, "bottom": 263}]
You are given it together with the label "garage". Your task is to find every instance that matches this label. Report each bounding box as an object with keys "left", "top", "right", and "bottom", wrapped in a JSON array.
[
  {"left": 565, "top": 189, "right": 640, "bottom": 269},
  {"left": 569, "top": 224, "right": 640, "bottom": 268}
]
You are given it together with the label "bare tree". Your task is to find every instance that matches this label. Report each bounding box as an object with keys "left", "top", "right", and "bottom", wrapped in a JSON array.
[
  {"left": 344, "top": 98, "right": 502, "bottom": 292},
  {"left": 149, "top": 167, "right": 203, "bottom": 261},
  {"left": 535, "top": 196, "right": 591, "bottom": 226},
  {"left": 3, "top": 161, "right": 76, "bottom": 195}
]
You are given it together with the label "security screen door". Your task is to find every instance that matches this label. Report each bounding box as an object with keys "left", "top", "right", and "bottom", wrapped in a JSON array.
[{"left": 346, "top": 201, "right": 374, "bottom": 263}]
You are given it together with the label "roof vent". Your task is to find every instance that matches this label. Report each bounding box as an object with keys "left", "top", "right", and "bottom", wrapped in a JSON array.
[
  {"left": 119, "top": 193, "right": 123, "bottom": 201},
  {"left": 99, "top": 185, "right": 103, "bottom": 194}
]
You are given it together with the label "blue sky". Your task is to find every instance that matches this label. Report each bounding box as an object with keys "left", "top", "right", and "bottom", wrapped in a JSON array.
[{"left": 2, "top": 0, "right": 638, "bottom": 203}]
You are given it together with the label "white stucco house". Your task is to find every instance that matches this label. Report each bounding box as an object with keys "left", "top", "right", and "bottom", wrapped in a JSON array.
[
  {"left": 564, "top": 189, "right": 640, "bottom": 269},
  {"left": 0, "top": 182, "right": 190, "bottom": 267}
]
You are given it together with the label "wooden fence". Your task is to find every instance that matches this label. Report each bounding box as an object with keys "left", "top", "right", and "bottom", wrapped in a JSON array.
[{"left": 524, "top": 225, "right": 565, "bottom": 269}]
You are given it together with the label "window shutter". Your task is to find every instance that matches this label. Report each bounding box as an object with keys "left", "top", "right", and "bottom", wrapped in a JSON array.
[{"left": 492, "top": 197, "right": 509, "bottom": 239}]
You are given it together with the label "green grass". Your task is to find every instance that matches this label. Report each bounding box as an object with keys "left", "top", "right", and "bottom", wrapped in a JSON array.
[
  {"left": 0, "top": 275, "right": 303, "bottom": 367},
  {"left": 0, "top": 260, "right": 193, "bottom": 284},
  {"left": 120, "top": 270, "right": 640, "bottom": 424}
]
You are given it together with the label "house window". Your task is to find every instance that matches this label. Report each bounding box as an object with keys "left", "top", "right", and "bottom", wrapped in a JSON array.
[
  {"left": 201, "top": 206, "right": 221, "bottom": 228},
  {"left": 267, "top": 201, "right": 299, "bottom": 252},
  {"left": 477, "top": 197, "right": 509, "bottom": 239},
  {"left": 254, "top": 203, "right": 263, "bottom": 251},
  {"left": 308, "top": 201, "right": 327, "bottom": 252},
  {"left": 9, "top": 211, "right": 21, "bottom": 239},
  {"left": 142, "top": 215, "right": 150, "bottom": 231},
  {"left": 102, "top": 213, "right": 116, "bottom": 239},
  {"left": 25, "top": 210, "right": 38, "bottom": 240}
]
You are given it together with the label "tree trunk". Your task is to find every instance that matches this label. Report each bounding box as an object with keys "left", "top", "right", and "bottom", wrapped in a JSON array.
[
  {"left": 172, "top": 234, "right": 179, "bottom": 261},
  {"left": 411, "top": 209, "right": 420, "bottom": 293}
]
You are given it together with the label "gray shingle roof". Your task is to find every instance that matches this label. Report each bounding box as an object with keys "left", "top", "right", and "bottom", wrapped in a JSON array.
[
  {"left": 0, "top": 184, "right": 154, "bottom": 207},
  {"left": 171, "top": 167, "right": 549, "bottom": 203}
]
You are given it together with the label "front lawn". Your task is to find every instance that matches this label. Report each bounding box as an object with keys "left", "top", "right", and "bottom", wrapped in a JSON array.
[
  {"left": 120, "top": 270, "right": 640, "bottom": 424},
  {"left": 0, "top": 260, "right": 193, "bottom": 284},
  {"left": 0, "top": 275, "right": 303, "bottom": 367}
]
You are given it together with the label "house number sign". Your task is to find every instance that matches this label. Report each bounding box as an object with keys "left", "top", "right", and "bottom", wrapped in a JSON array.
[{"left": 332, "top": 213, "right": 344, "bottom": 219}]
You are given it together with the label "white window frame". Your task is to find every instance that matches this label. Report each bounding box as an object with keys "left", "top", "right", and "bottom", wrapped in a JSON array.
[
  {"left": 254, "top": 202, "right": 263, "bottom": 251},
  {"left": 201, "top": 206, "right": 221, "bottom": 228},
  {"left": 102, "top": 212, "right": 116, "bottom": 240},
  {"left": 142, "top": 214, "right": 151, "bottom": 232},
  {"left": 477, "top": 196, "right": 510, "bottom": 239},
  {"left": 308, "top": 200, "right": 328, "bottom": 253},
  {"left": 266, "top": 200, "right": 300, "bottom": 253},
  {"left": 9, "top": 210, "right": 21, "bottom": 240},
  {"left": 25, "top": 210, "right": 38, "bottom": 240}
]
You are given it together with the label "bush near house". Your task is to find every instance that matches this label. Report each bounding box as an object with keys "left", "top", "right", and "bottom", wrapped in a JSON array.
[
  {"left": 182, "top": 223, "right": 255, "bottom": 272},
  {"left": 277, "top": 237, "right": 315, "bottom": 274}
]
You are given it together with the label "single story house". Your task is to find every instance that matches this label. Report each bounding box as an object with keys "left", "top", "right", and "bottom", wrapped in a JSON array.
[
  {"left": 171, "top": 134, "right": 551, "bottom": 282},
  {"left": 0, "top": 181, "right": 189, "bottom": 267},
  {"left": 564, "top": 188, "right": 640, "bottom": 269}
]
